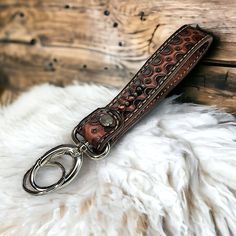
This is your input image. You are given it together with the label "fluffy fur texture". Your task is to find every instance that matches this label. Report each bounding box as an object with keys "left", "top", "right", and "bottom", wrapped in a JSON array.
[{"left": 0, "top": 83, "right": 236, "bottom": 236}]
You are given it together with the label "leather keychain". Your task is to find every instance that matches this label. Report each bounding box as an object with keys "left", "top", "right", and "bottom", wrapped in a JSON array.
[{"left": 23, "top": 24, "right": 213, "bottom": 195}]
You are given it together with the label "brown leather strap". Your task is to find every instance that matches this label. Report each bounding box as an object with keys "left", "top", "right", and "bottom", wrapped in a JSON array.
[{"left": 72, "top": 24, "right": 213, "bottom": 153}]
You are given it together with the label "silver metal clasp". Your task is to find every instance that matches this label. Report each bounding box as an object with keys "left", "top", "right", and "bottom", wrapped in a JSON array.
[{"left": 22, "top": 142, "right": 110, "bottom": 195}]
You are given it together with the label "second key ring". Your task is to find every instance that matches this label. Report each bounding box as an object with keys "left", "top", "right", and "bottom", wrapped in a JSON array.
[{"left": 23, "top": 144, "right": 83, "bottom": 195}]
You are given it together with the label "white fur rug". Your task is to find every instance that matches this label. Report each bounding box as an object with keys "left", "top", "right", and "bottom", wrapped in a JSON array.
[{"left": 0, "top": 83, "right": 236, "bottom": 236}]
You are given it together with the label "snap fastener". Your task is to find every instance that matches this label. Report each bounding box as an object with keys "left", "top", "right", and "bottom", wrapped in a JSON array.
[{"left": 99, "top": 113, "right": 115, "bottom": 127}]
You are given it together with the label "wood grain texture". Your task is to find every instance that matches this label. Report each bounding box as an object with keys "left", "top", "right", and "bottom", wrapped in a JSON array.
[{"left": 0, "top": 0, "right": 235, "bottom": 113}]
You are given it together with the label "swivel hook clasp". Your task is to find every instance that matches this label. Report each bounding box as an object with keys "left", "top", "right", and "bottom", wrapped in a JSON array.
[{"left": 22, "top": 142, "right": 110, "bottom": 195}]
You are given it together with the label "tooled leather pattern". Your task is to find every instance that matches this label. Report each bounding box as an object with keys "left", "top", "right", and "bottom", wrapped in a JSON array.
[{"left": 74, "top": 25, "right": 211, "bottom": 152}]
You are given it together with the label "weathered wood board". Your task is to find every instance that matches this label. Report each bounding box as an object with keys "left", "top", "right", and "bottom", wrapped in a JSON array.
[{"left": 0, "top": 0, "right": 235, "bottom": 113}]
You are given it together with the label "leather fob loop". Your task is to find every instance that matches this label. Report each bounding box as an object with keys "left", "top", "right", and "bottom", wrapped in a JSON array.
[{"left": 73, "top": 24, "right": 213, "bottom": 153}]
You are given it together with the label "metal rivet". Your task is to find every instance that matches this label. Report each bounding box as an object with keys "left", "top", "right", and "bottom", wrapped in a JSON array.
[
  {"left": 136, "top": 86, "right": 142, "bottom": 92},
  {"left": 124, "top": 101, "right": 129, "bottom": 106},
  {"left": 99, "top": 114, "right": 114, "bottom": 127},
  {"left": 136, "top": 86, "right": 143, "bottom": 95}
]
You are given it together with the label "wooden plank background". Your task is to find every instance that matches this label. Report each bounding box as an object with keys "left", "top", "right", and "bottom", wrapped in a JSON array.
[{"left": 0, "top": 0, "right": 235, "bottom": 113}]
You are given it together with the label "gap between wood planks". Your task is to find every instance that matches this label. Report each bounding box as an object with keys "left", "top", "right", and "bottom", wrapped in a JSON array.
[{"left": 1, "top": 38, "right": 236, "bottom": 69}]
